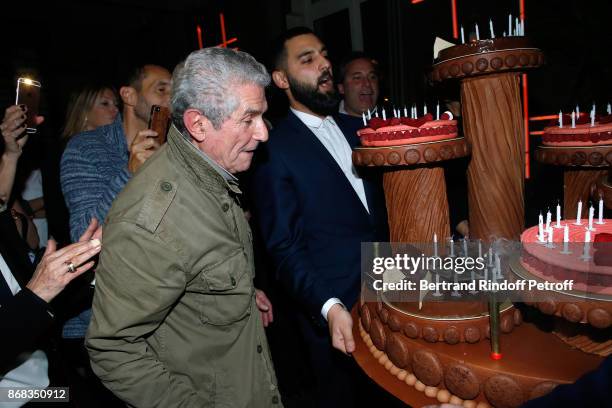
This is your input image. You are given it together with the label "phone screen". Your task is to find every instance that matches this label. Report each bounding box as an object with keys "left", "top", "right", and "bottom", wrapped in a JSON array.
[
  {"left": 15, "top": 78, "right": 41, "bottom": 134},
  {"left": 148, "top": 105, "right": 170, "bottom": 144}
]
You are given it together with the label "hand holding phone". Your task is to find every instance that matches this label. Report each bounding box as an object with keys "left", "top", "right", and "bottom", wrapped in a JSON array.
[
  {"left": 15, "top": 78, "right": 41, "bottom": 134},
  {"left": 148, "top": 105, "right": 170, "bottom": 144}
]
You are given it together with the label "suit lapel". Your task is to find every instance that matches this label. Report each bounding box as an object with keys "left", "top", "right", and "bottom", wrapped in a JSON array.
[{"left": 286, "top": 112, "right": 371, "bottom": 218}]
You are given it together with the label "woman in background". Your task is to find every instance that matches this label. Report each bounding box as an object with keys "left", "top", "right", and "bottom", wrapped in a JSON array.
[{"left": 61, "top": 84, "right": 119, "bottom": 140}]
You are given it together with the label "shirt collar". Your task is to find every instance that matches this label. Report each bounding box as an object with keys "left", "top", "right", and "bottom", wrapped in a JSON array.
[
  {"left": 189, "top": 137, "right": 238, "bottom": 182},
  {"left": 291, "top": 107, "right": 333, "bottom": 129}
]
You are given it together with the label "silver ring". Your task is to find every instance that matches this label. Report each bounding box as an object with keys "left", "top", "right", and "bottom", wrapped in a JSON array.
[{"left": 65, "top": 261, "right": 76, "bottom": 273}]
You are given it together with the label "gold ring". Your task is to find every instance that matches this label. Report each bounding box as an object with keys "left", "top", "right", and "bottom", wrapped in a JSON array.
[{"left": 65, "top": 261, "right": 76, "bottom": 273}]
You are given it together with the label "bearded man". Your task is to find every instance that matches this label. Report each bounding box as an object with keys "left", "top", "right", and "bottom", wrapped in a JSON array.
[{"left": 250, "top": 27, "right": 389, "bottom": 407}]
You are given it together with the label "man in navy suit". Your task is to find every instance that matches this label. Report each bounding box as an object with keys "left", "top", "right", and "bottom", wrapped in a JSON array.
[{"left": 251, "top": 27, "right": 389, "bottom": 406}]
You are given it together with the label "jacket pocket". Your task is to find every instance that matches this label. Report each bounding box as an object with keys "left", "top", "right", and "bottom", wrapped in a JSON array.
[{"left": 200, "top": 250, "right": 253, "bottom": 325}]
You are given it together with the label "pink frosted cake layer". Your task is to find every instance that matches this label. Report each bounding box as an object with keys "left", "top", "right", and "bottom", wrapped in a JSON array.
[{"left": 520, "top": 220, "right": 612, "bottom": 295}]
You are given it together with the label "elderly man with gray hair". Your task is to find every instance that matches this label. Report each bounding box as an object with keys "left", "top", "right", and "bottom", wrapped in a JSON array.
[{"left": 86, "top": 47, "right": 281, "bottom": 407}]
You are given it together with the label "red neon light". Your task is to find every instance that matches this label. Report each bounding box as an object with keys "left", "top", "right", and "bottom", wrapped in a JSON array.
[
  {"left": 411, "top": 0, "right": 425, "bottom": 3},
  {"left": 216, "top": 37, "right": 238, "bottom": 47},
  {"left": 529, "top": 115, "right": 557, "bottom": 121},
  {"left": 220, "top": 13, "right": 228, "bottom": 48},
  {"left": 196, "top": 25, "right": 203, "bottom": 50},
  {"left": 451, "top": 0, "right": 458, "bottom": 39},
  {"left": 523, "top": 73, "right": 530, "bottom": 179}
]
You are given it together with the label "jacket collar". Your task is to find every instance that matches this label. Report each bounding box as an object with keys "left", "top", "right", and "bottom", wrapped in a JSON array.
[{"left": 166, "top": 124, "right": 241, "bottom": 195}]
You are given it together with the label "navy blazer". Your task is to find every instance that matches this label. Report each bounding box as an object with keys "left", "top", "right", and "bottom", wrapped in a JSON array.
[{"left": 251, "top": 111, "right": 388, "bottom": 325}]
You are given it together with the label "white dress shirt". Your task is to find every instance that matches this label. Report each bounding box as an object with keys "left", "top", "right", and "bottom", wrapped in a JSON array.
[{"left": 291, "top": 108, "right": 369, "bottom": 320}]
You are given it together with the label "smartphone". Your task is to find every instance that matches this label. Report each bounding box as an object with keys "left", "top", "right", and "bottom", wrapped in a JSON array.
[
  {"left": 15, "top": 78, "right": 41, "bottom": 134},
  {"left": 148, "top": 105, "right": 170, "bottom": 144}
]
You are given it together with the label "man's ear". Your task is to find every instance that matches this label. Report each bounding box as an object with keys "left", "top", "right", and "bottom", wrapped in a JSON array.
[
  {"left": 337, "top": 83, "right": 345, "bottom": 95},
  {"left": 119, "top": 86, "right": 138, "bottom": 107},
  {"left": 272, "top": 70, "right": 289, "bottom": 90},
  {"left": 183, "top": 109, "right": 211, "bottom": 143}
]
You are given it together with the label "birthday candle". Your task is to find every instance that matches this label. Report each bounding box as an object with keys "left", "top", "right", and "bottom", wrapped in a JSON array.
[
  {"left": 463, "top": 238, "right": 468, "bottom": 256},
  {"left": 382, "top": 108, "right": 386, "bottom": 121},
  {"left": 538, "top": 213, "right": 544, "bottom": 242},
  {"left": 475, "top": 23, "right": 480, "bottom": 40},
  {"left": 450, "top": 237, "right": 455, "bottom": 257},
  {"left": 576, "top": 105, "right": 580, "bottom": 118},
  {"left": 545, "top": 210, "right": 551, "bottom": 231},
  {"left": 495, "top": 254, "right": 501, "bottom": 279},
  {"left": 563, "top": 225, "right": 569, "bottom": 243},
  {"left": 508, "top": 14, "right": 512, "bottom": 37},
  {"left": 599, "top": 198, "right": 604, "bottom": 224},
  {"left": 362, "top": 113, "right": 367, "bottom": 126},
  {"left": 607, "top": 103, "right": 611, "bottom": 115},
  {"left": 588, "top": 205, "right": 594, "bottom": 230},
  {"left": 591, "top": 110, "right": 595, "bottom": 127},
  {"left": 571, "top": 111, "right": 576, "bottom": 128},
  {"left": 547, "top": 227, "right": 554, "bottom": 246},
  {"left": 478, "top": 240, "right": 482, "bottom": 258},
  {"left": 520, "top": 18, "right": 525, "bottom": 35},
  {"left": 556, "top": 203, "right": 561, "bottom": 227},
  {"left": 576, "top": 200, "right": 582, "bottom": 224},
  {"left": 584, "top": 230, "right": 591, "bottom": 258},
  {"left": 423, "top": 103, "right": 427, "bottom": 116},
  {"left": 374, "top": 110, "right": 378, "bottom": 118},
  {"left": 489, "top": 19, "right": 495, "bottom": 38},
  {"left": 403, "top": 106, "right": 408, "bottom": 118},
  {"left": 367, "top": 109, "right": 371, "bottom": 120},
  {"left": 503, "top": 31, "right": 506, "bottom": 37},
  {"left": 515, "top": 17, "right": 519, "bottom": 35},
  {"left": 433, "top": 233, "right": 438, "bottom": 257},
  {"left": 559, "top": 110, "right": 563, "bottom": 128},
  {"left": 436, "top": 102, "right": 440, "bottom": 120},
  {"left": 461, "top": 25, "right": 465, "bottom": 44}
]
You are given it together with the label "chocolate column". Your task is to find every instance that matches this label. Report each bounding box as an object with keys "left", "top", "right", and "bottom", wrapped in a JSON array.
[
  {"left": 431, "top": 40, "right": 544, "bottom": 241},
  {"left": 462, "top": 73, "right": 525, "bottom": 240}
]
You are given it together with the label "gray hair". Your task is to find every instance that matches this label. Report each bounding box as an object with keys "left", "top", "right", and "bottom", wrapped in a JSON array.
[{"left": 171, "top": 47, "right": 270, "bottom": 132}]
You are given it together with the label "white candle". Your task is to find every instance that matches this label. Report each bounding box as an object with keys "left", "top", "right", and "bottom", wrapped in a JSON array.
[
  {"left": 607, "top": 103, "right": 611, "bottom": 115},
  {"left": 520, "top": 18, "right": 525, "bottom": 35},
  {"left": 475, "top": 23, "right": 480, "bottom": 40},
  {"left": 488, "top": 247, "right": 493, "bottom": 266},
  {"left": 583, "top": 230, "right": 591, "bottom": 259},
  {"left": 463, "top": 238, "right": 468, "bottom": 256},
  {"left": 478, "top": 240, "right": 482, "bottom": 258},
  {"left": 562, "top": 225, "right": 570, "bottom": 254},
  {"left": 591, "top": 110, "right": 595, "bottom": 127},
  {"left": 413, "top": 105, "right": 417, "bottom": 119},
  {"left": 588, "top": 205, "right": 594, "bottom": 230},
  {"left": 367, "top": 109, "right": 371, "bottom": 120},
  {"left": 450, "top": 237, "right": 455, "bottom": 257},
  {"left": 576, "top": 105, "right": 580, "bottom": 118},
  {"left": 559, "top": 110, "right": 563, "bottom": 128},
  {"left": 433, "top": 233, "right": 438, "bottom": 257},
  {"left": 495, "top": 254, "right": 501, "bottom": 279},
  {"left": 374, "top": 110, "right": 378, "bottom": 118},
  {"left": 503, "top": 31, "right": 506, "bottom": 37},
  {"left": 538, "top": 213, "right": 544, "bottom": 242},
  {"left": 362, "top": 113, "right": 367, "bottom": 126},
  {"left": 436, "top": 102, "right": 440, "bottom": 120},
  {"left": 598, "top": 198, "right": 604, "bottom": 224},
  {"left": 489, "top": 19, "right": 495, "bottom": 38},
  {"left": 545, "top": 210, "right": 551, "bottom": 231},
  {"left": 461, "top": 25, "right": 465, "bottom": 44},
  {"left": 571, "top": 111, "right": 576, "bottom": 128},
  {"left": 423, "top": 103, "right": 427, "bottom": 116},
  {"left": 576, "top": 200, "right": 582, "bottom": 224},
  {"left": 556, "top": 203, "right": 562, "bottom": 227},
  {"left": 547, "top": 227, "right": 554, "bottom": 247},
  {"left": 403, "top": 107, "right": 408, "bottom": 118},
  {"left": 515, "top": 17, "right": 519, "bottom": 35},
  {"left": 382, "top": 108, "right": 386, "bottom": 121},
  {"left": 508, "top": 14, "right": 512, "bottom": 36}
]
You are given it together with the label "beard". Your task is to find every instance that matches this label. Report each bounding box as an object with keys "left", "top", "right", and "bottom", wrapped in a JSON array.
[{"left": 287, "top": 70, "right": 339, "bottom": 117}]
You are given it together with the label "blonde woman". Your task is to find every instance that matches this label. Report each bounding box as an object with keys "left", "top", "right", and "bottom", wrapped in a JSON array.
[{"left": 61, "top": 84, "right": 119, "bottom": 139}]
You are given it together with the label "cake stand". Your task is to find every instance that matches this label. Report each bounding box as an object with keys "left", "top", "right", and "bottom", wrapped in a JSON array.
[
  {"left": 535, "top": 144, "right": 612, "bottom": 218},
  {"left": 352, "top": 137, "right": 470, "bottom": 242},
  {"left": 431, "top": 41, "right": 544, "bottom": 241}
]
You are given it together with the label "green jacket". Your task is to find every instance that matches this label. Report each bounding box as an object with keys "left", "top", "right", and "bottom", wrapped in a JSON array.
[{"left": 86, "top": 125, "right": 281, "bottom": 408}]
